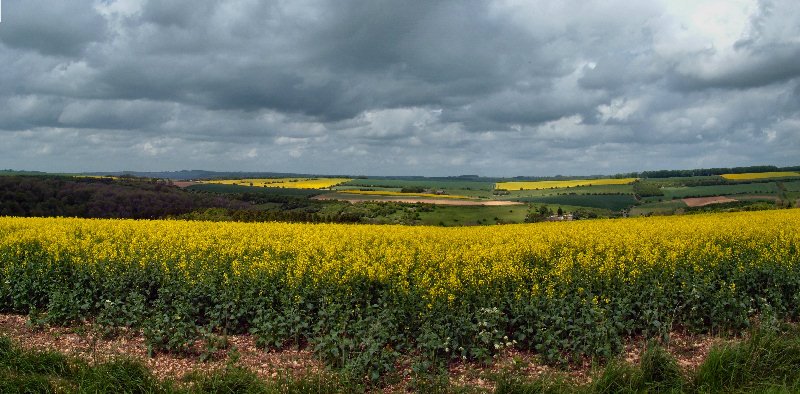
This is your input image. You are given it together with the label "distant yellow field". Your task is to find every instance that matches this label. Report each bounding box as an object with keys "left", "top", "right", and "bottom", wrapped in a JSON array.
[
  {"left": 721, "top": 172, "right": 800, "bottom": 180},
  {"left": 202, "top": 178, "right": 350, "bottom": 189},
  {"left": 495, "top": 178, "right": 637, "bottom": 190},
  {"left": 340, "top": 190, "right": 474, "bottom": 199}
]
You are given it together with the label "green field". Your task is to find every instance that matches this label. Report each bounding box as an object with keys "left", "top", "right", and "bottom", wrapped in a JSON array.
[
  {"left": 512, "top": 194, "right": 637, "bottom": 211},
  {"left": 786, "top": 192, "right": 800, "bottom": 205},
  {"left": 333, "top": 185, "right": 401, "bottom": 192},
  {"left": 643, "top": 175, "right": 727, "bottom": 187},
  {"left": 504, "top": 183, "right": 634, "bottom": 198},
  {"left": 416, "top": 205, "right": 529, "bottom": 225},
  {"left": 783, "top": 180, "right": 800, "bottom": 192},
  {"left": 733, "top": 195, "right": 779, "bottom": 202},
  {"left": 630, "top": 200, "right": 688, "bottom": 216},
  {"left": 657, "top": 182, "right": 779, "bottom": 200}
]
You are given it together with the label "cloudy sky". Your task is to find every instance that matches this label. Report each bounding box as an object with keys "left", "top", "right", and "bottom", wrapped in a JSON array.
[{"left": 1, "top": 0, "right": 798, "bottom": 176}]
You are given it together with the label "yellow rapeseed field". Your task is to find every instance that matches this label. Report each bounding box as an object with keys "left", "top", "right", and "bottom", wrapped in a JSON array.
[
  {"left": 1, "top": 210, "right": 797, "bottom": 302},
  {"left": 496, "top": 178, "right": 637, "bottom": 190},
  {"left": 721, "top": 172, "right": 800, "bottom": 180},
  {"left": 2, "top": 209, "right": 800, "bottom": 365},
  {"left": 201, "top": 177, "right": 351, "bottom": 189}
]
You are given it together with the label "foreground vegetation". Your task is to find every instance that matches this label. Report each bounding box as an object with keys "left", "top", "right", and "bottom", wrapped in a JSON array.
[
  {"left": 1, "top": 210, "right": 799, "bottom": 382},
  {"left": 4, "top": 323, "right": 800, "bottom": 392}
]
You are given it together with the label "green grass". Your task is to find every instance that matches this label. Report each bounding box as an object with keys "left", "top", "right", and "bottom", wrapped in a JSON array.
[
  {"left": 417, "top": 205, "right": 530, "bottom": 226},
  {"left": 343, "top": 178, "right": 496, "bottom": 199},
  {"left": 732, "top": 195, "right": 779, "bottom": 202},
  {"left": 332, "top": 186, "right": 401, "bottom": 192},
  {"left": 786, "top": 192, "right": 800, "bottom": 206},
  {"left": 497, "top": 325, "right": 800, "bottom": 394},
  {"left": 511, "top": 194, "right": 637, "bottom": 211},
  {"left": 0, "top": 335, "right": 162, "bottom": 393},
  {"left": 414, "top": 204, "right": 616, "bottom": 226},
  {"left": 640, "top": 175, "right": 726, "bottom": 187},
  {"left": 0, "top": 336, "right": 348, "bottom": 393},
  {"left": 693, "top": 326, "right": 800, "bottom": 393},
  {"left": 659, "top": 183, "right": 779, "bottom": 199},
  {"left": 783, "top": 181, "right": 800, "bottom": 192},
  {"left": 630, "top": 200, "right": 688, "bottom": 216},
  {"left": 504, "top": 184, "right": 634, "bottom": 198}
]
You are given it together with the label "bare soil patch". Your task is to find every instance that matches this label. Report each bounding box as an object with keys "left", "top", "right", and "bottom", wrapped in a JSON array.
[
  {"left": 313, "top": 194, "right": 523, "bottom": 206},
  {"left": 682, "top": 196, "right": 737, "bottom": 207},
  {"left": 0, "top": 314, "right": 321, "bottom": 381}
]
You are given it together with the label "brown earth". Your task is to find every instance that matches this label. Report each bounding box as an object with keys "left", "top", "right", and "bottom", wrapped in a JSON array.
[
  {"left": 0, "top": 314, "right": 321, "bottom": 382},
  {"left": 682, "top": 196, "right": 737, "bottom": 207},
  {"left": 313, "top": 194, "right": 523, "bottom": 206},
  {"left": 0, "top": 313, "right": 718, "bottom": 391}
]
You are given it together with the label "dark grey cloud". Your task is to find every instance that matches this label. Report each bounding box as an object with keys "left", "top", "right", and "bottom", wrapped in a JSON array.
[
  {"left": 0, "top": 0, "right": 106, "bottom": 56},
  {"left": 0, "top": 0, "right": 798, "bottom": 176}
]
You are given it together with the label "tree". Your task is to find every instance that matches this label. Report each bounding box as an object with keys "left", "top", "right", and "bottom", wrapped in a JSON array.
[
  {"left": 557, "top": 207, "right": 563, "bottom": 216},
  {"left": 538, "top": 205, "right": 550, "bottom": 216}
]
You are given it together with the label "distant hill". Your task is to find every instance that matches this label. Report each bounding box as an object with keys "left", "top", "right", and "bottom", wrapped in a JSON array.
[
  {"left": 0, "top": 169, "right": 49, "bottom": 176},
  {"left": 78, "top": 170, "right": 347, "bottom": 180},
  {"left": 2, "top": 164, "right": 799, "bottom": 181}
]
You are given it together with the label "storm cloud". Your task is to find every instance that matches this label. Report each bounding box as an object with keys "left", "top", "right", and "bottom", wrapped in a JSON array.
[{"left": 0, "top": 0, "right": 798, "bottom": 176}]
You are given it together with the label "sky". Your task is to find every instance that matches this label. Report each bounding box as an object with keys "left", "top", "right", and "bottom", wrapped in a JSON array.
[{"left": 0, "top": 0, "right": 798, "bottom": 177}]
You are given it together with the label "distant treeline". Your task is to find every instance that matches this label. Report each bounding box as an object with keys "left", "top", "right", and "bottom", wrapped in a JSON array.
[
  {"left": 628, "top": 165, "right": 800, "bottom": 179},
  {"left": 0, "top": 176, "right": 238, "bottom": 219}
]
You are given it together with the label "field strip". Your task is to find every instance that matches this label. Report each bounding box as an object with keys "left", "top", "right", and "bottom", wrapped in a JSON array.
[
  {"left": 200, "top": 178, "right": 351, "bottom": 189},
  {"left": 496, "top": 178, "right": 637, "bottom": 191},
  {"left": 313, "top": 194, "right": 523, "bottom": 205},
  {"left": 721, "top": 171, "right": 800, "bottom": 180},
  {"left": 682, "top": 196, "right": 737, "bottom": 207}
]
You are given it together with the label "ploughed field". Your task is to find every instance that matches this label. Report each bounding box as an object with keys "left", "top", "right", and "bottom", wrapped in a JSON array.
[{"left": 1, "top": 210, "right": 799, "bottom": 376}]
